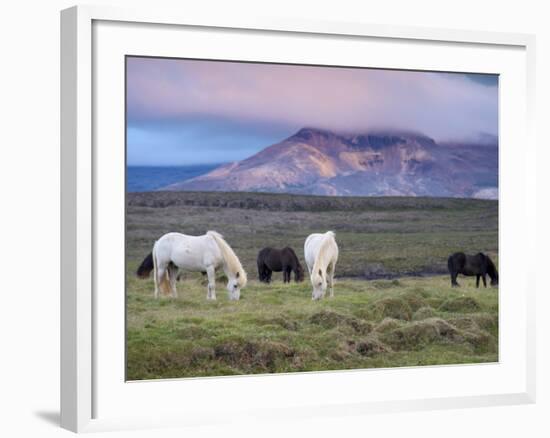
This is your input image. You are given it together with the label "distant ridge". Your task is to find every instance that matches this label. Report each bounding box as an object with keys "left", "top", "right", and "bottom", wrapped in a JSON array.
[{"left": 164, "top": 127, "right": 498, "bottom": 198}]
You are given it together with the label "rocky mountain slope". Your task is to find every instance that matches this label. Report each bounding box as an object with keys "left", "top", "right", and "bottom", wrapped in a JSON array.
[{"left": 164, "top": 128, "right": 498, "bottom": 198}]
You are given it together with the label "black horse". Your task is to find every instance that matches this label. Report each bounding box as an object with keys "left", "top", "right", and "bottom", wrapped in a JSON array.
[
  {"left": 257, "top": 247, "right": 305, "bottom": 283},
  {"left": 447, "top": 252, "right": 499, "bottom": 288}
]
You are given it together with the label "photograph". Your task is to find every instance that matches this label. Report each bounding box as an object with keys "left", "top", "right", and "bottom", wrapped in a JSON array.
[{"left": 125, "top": 56, "right": 499, "bottom": 380}]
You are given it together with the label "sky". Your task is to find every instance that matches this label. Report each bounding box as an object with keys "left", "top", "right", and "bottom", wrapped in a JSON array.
[{"left": 126, "top": 57, "right": 498, "bottom": 166}]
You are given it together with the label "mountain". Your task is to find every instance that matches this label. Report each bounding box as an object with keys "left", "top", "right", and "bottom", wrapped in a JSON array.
[{"left": 163, "top": 127, "right": 498, "bottom": 198}]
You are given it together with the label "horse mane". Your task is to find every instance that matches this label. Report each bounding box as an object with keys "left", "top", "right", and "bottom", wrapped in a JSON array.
[
  {"left": 207, "top": 231, "right": 247, "bottom": 287},
  {"left": 284, "top": 247, "right": 303, "bottom": 271},
  {"left": 311, "top": 231, "right": 336, "bottom": 282},
  {"left": 283, "top": 246, "right": 298, "bottom": 260}
]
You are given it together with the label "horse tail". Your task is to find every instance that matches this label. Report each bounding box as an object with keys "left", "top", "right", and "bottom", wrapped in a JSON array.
[
  {"left": 257, "top": 258, "right": 265, "bottom": 282},
  {"left": 207, "top": 231, "right": 247, "bottom": 287},
  {"left": 447, "top": 255, "right": 453, "bottom": 272},
  {"left": 319, "top": 231, "right": 336, "bottom": 252},
  {"left": 136, "top": 252, "right": 154, "bottom": 278},
  {"left": 152, "top": 242, "right": 159, "bottom": 297},
  {"left": 322, "top": 231, "right": 337, "bottom": 259}
]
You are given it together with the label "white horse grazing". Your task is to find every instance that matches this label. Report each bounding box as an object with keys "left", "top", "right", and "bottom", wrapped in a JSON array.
[
  {"left": 304, "top": 231, "right": 339, "bottom": 300},
  {"left": 151, "top": 231, "right": 247, "bottom": 300}
]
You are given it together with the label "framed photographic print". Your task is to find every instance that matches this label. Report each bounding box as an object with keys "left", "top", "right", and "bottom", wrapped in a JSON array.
[{"left": 61, "top": 5, "right": 536, "bottom": 433}]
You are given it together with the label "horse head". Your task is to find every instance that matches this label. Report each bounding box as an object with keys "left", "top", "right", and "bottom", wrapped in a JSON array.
[
  {"left": 489, "top": 269, "right": 499, "bottom": 286},
  {"left": 295, "top": 263, "right": 305, "bottom": 282},
  {"left": 226, "top": 269, "right": 247, "bottom": 300},
  {"left": 486, "top": 256, "right": 499, "bottom": 286},
  {"left": 207, "top": 231, "right": 248, "bottom": 300},
  {"left": 310, "top": 268, "right": 327, "bottom": 300}
]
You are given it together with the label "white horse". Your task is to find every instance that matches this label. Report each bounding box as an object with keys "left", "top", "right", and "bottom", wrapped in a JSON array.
[
  {"left": 304, "top": 231, "right": 339, "bottom": 300},
  {"left": 151, "top": 231, "right": 247, "bottom": 300}
]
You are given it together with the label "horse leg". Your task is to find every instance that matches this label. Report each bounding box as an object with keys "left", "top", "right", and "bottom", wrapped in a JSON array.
[
  {"left": 157, "top": 267, "right": 167, "bottom": 297},
  {"left": 476, "top": 275, "right": 480, "bottom": 288},
  {"left": 168, "top": 264, "right": 178, "bottom": 298},
  {"left": 266, "top": 269, "right": 272, "bottom": 284},
  {"left": 155, "top": 262, "right": 167, "bottom": 299},
  {"left": 327, "top": 263, "right": 335, "bottom": 298},
  {"left": 152, "top": 250, "right": 160, "bottom": 298},
  {"left": 451, "top": 272, "right": 459, "bottom": 287},
  {"left": 206, "top": 265, "right": 216, "bottom": 300},
  {"left": 482, "top": 274, "right": 487, "bottom": 288},
  {"left": 153, "top": 268, "right": 160, "bottom": 299}
]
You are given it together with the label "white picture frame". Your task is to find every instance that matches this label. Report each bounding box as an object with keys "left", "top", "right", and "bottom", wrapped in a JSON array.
[{"left": 60, "top": 4, "right": 537, "bottom": 433}]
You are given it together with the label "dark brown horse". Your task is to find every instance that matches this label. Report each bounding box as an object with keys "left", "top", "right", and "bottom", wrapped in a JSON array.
[
  {"left": 257, "top": 247, "right": 304, "bottom": 283},
  {"left": 447, "top": 252, "right": 498, "bottom": 288}
]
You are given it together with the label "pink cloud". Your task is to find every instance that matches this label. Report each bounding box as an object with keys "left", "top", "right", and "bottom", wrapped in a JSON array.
[{"left": 127, "top": 57, "right": 498, "bottom": 141}]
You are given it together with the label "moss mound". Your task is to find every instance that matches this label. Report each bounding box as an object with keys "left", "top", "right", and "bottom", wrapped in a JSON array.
[
  {"left": 374, "top": 317, "right": 406, "bottom": 333},
  {"left": 214, "top": 340, "right": 295, "bottom": 372},
  {"left": 399, "top": 291, "right": 427, "bottom": 312},
  {"left": 382, "top": 318, "right": 459, "bottom": 350},
  {"left": 347, "top": 319, "right": 373, "bottom": 335},
  {"left": 446, "top": 316, "right": 478, "bottom": 331},
  {"left": 309, "top": 310, "right": 346, "bottom": 328},
  {"left": 309, "top": 310, "right": 372, "bottom": 334},
  {"left": 189, "top": 346, "right": 215, "bottom": 365},
  {"left": 262, "top": 316, "right": 300, "bottom": 331},
  {"left": 370, "top": 297, "right": 413, "bottom": 321},
  {"left": 446, "top": 313, "right": 496, "bottom": 331},
  {"left": 439, "top": 296, "right": 481, "bottom": 313},
  {"left": 356, "top": 336, "right": 392, "bottom": 357},
  {"left": 412, "top": 306, "right": 436, "bottom": 321},
  {"left": 462, "top": 329, "right": 496, "bottom": 353},
  {"left": 471, "top": 313, "right": 498, "bottom": 331}
]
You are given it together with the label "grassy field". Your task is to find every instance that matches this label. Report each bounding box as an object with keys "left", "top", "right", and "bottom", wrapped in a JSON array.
[{"left": 126, "top": 192, "right": 498, "bottom": 380}]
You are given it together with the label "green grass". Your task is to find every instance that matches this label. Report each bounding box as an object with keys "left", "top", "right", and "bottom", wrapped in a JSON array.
[
  {"left": 127, "top": 274, "right": 498, "bottom": 380},
  {"left": 126, "top": 192, "right": 498, "bottom": 380}
]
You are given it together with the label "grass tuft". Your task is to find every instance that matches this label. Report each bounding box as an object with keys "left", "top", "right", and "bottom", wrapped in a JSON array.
[
  {"left": 412, "top": 306, "right": 436, "bottom": 320},
  {"left": 381, "top": 318, "right": 459, "bottom": 350},
  {"left": 356, "top": 336, "right": 392, "bottom": 357},
  {"left": 439, "top": 296, "right": 481, "bottom": 313},
  {"left": 370, "top": 297, "right": 413, "bottom": 321}
]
